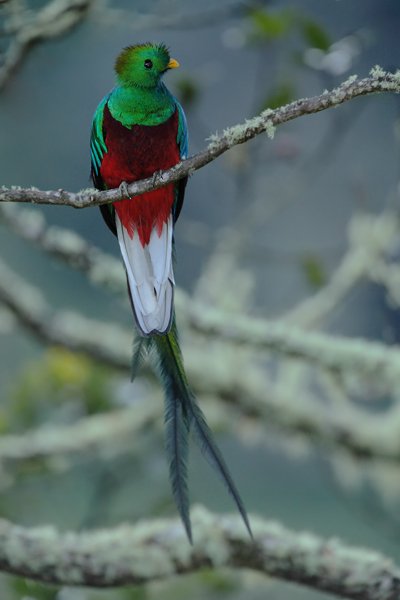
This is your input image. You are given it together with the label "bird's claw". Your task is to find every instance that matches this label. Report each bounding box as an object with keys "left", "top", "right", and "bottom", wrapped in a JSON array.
[
  {"left": 118, "top": 181, "right": 131, "bottom": 199},
  {"left": 151, "top": 170, "right": 163, "bottom": 187}
]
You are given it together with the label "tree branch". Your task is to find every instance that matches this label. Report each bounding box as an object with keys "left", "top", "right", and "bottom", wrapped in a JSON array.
[
  {"left": 0, "top": 505, "right": 398, "bottom": 599},
  {"left": 0, "top": 203, "right": 125, "bottom": 292},
  {"left": 0, "top": 0, "right": 250, "bottom": 90},
  {"left": 187, "top": 303, "right": 400, "bottom": 393},
  {"left": 97, "top": 0, "right": 251, "bottom": 31},
  {"left": 1, "top": 68, "right": 399, "bottom": 207},
  {"left": 4, "top": 241, "right": 400, "bottom": 396},
  {"left": 0, "top": 0, "right": 93, "bottom": 90},
  {"left": 5, "top": 254, "right": 400, "bottom": 462},
  {"left": 0, "top": 401, "right": 161, "bottom": 463},
  {"left": 0, "top": 258, "right": 131, "bottom": 370},
  {"left": 284, "top": 212, "right": 400, "bottom": 327}
]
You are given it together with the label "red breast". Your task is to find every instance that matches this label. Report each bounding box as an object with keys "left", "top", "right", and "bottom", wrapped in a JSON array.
[{"left": 100, "top": 105, "right": 180, "bottom": 246}]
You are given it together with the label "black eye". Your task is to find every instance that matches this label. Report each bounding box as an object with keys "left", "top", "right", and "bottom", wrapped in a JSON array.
[{"left": 144, "top": 59, "right": 153, "bottom": 69}]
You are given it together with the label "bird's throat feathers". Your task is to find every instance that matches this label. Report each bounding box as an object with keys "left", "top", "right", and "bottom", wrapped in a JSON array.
[{"left": 108, "top": 83, "right": 175, "bottom": 127}]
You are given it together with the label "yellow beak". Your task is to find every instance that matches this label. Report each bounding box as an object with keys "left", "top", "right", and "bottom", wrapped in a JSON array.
[{"left": 168, "top": 58, "right": 180, "bottom": 69}]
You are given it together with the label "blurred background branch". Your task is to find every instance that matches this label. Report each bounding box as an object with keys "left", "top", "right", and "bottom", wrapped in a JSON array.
[
  {"left": 0, "top": 0, "right": 259, "bottom": 91},
  {"left": 0, "top": 0, "right": 93, "bottom": 89},
  {"left": 4, "top": 246, "right": 400, "bottom": 464}
]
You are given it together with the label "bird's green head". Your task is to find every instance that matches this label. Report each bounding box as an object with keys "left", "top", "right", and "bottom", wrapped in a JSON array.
[{"left": 115, "top": 42, "right": 179, "bottom": 88}]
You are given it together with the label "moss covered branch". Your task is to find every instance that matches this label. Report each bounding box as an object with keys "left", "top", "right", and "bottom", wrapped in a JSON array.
[
  {"left": 0, "top": 401, "right": 161, "bottom": 463},
  {"left": 284, "top": 212, "right": 400, "bottom": 326},
  {"left": 1, "top": 68, "right": 400, "bottom": 207},
  {"left": 4, "top": 243, "right": 400, "bottom": 395},
  {"left": 0, "top": 506, "right": 397, "bottom": 599},
  {"left": 188, "top": 301, "right": 400, "bottom": 388},
  {"left": 0, "top": 204, "right": 126, "bottom": 292},
  {"left": 0, "top": 259, "right": 131, "bottom": 370}
]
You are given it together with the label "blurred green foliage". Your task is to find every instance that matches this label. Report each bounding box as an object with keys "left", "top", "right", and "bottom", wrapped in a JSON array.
[
  {"left": 175, "top": 76, "right": 201, "bottom": 108},
  {"left": 247, "top": 5, "right": 331, "bottom": 53},
  {"left": 301, "top": 255, "right": 327, "bottom": 289},
  {"left": 7, "top": 348, "right": 113, "bottom": 431},
  {"left": 199, "top": 570, "right": 238, "bottom": 593},
  {"left": 10, "top": 579, "right": 152, "bottom": 600},
  {"left": 247, "top": 7, "right": 294, "bottom": 42},
  {"left": 301, "top": 19, "right": 331, "bottom": 51},
  {"left": 246, "top": 6, "right": 332, "bottom": 112},
  {"left": 261, "top": 81, "right": 296, "bottom": 110},
  {"left": 9, "top": 575, "right": 240, "bottom": 600},
  {"left": 11, "top": 578, "right": 58, "bottom": 600}
]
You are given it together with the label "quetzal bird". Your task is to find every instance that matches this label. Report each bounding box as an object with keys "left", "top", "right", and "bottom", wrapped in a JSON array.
[{"left": 90, "top": 42, "right": 251, "bottom": 542}]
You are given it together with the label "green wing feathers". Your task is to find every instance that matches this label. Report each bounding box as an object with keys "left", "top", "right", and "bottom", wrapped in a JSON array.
[{"left": 90, "top": 94, "right": 109, "bottom": 186}]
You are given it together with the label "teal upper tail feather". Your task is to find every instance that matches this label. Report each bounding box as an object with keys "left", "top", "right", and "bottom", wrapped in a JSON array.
[{"left": 132, "top": 316, "right": 252, "bottom": 543}]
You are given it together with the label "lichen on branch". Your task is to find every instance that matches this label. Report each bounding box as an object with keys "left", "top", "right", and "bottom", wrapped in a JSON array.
[
  {"left": 1, "top": 68, "right": 399, "bottom": 208},
  {"left": 0, "top": 505, "right": 398, "bottom": 600}
]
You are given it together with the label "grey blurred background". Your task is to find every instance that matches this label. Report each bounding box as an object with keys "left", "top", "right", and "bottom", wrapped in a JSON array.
[{"left": 1, "top": 1, "right": 400, "bottom": 599}]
